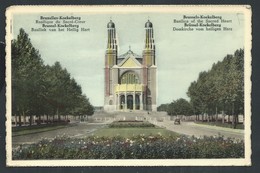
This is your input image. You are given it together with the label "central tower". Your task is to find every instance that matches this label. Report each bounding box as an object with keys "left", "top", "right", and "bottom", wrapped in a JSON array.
[{"left": 104, "top": 19, "right": 157, "bottom": 112}]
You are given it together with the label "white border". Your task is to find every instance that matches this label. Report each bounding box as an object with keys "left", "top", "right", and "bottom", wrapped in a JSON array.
[{"left": 5, "top": 5, "right": 252, "bottom": 167}]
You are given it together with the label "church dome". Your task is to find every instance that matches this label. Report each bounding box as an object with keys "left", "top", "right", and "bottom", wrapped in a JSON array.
[
  {"left": 145, "top": 20, "right": 153, "bottom": 28},
  {"left": 107, "top": 20, "right": 115, "bottom": 28}
]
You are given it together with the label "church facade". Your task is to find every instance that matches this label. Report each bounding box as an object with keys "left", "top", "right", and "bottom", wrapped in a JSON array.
[{"left": 104, "top": 20, "right": 157, "bottom": 112}]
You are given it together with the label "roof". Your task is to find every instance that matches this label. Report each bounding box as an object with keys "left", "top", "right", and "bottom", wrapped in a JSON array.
[
  {"left": 117, "top": 50, "right": 143, "bottom": 64},
  {"left": 117, "top": 50, "right": 142, "bottom": 68},
  {"left": 145, "top": 20, "right": 153, "bottom": 28},
  {"left": 107, "top": 20, "right": 115, "bottom": 28}
]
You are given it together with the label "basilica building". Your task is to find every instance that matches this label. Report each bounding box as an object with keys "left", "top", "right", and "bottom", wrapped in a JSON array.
[{"left": 104, "top": 20, "right": 157, "bottom": 112}]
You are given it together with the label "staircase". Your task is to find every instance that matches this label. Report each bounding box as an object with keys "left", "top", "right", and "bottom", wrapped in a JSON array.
[{"left": 91, "top": 110, "right": 169, "bottom": 122}]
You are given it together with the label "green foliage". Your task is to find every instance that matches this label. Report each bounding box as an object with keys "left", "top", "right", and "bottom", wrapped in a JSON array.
[
  {"left": 108, "top": 121, "right": 155, "bottom": 128},
  {"left": 186, "top": 49, "right": 244, "bottom": 128},
  {"left": 93, "top": 127, "right": 177, "bottom": 138},
  {"left": 157, "top": 104, "right": 169, "bottom": 112},
  {"left": 72, "top": 95, "right": 94, "bottom": 116},
  {"left": 13, "top": 135, "right": 244, "bottom": 159},
  {"left": 12, "top": 28, "right": 94, "bottom": 124},
  {"left": 167, "top": 98, "right": 193, "bottom": 116}
]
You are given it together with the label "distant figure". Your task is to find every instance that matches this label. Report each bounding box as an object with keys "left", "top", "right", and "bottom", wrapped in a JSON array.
[
  {"left": 174, "top": 118, "right": 181, "bottom": 125},
  {"left": 147, "top": 111, "right": 150, "bottom": 115}
]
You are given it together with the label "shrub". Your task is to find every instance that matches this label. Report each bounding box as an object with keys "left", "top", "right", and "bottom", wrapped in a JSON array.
[
  {"left": 108, "top": 121, "right": 155, "bottom": 128},
  {"left": 13, "top": 134, "right": 244, "bottom": 159}
]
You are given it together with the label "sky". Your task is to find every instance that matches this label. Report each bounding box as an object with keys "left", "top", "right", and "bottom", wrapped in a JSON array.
[{"left": 12, "top": 9, "right": 245, "bottom": 107}]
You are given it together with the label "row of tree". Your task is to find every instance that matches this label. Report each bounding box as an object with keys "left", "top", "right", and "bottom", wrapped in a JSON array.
[
  {"left": 157, "top": 99, "right": 193, "bottom": 117},
  {"left": 12, "top": 28, "right": 94, "bottom": 126},
  {"left": 158, "top": 49, "right": 244, "bottom": 128}
]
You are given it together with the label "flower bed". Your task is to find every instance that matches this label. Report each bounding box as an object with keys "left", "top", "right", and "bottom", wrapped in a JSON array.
[
  {"left": 13, "top": 134, "right": 244, "bottom": 159},
  {"left": 118, "top": 120, "right": 144, "bottom": 122},
  {"left": 108, "top": 121, "right": 155, "bottom": 128}
]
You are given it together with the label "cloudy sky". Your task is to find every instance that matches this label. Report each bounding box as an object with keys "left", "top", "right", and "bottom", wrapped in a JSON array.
[{"left": 12, "top": 8, "right": 245, "bottom": 106}]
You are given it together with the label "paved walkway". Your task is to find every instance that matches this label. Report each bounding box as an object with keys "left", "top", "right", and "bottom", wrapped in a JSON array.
[{"left": 149, "top": 120, "right": 244, "bottom": 140}]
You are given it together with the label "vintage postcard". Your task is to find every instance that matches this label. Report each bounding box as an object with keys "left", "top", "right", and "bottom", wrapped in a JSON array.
[{"left": 5, "top": 5, "right": 251, "bottom": 166}]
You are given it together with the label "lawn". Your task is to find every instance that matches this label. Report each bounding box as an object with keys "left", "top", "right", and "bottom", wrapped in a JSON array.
[
  {"left": 12, "top": 124, "right": 71, "bottom": 137},
  {"left": 93, "top": 127, "right": 179, "bottom": 138},
  {"left": 93, "top": 120, "right": 180, "bottom": 137},
  {"left": 195, "top": 121, "right": 244, "bottom": 129}
]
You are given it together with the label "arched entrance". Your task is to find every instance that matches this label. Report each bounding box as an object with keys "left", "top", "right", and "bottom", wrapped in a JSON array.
[{"left": 127, "top": 95, "right": 133, "bottom": 110}]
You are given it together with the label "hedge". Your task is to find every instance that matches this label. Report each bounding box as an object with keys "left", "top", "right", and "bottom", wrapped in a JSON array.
[{"left": 108, "top": 121, "right": 155, "bottom": 128}]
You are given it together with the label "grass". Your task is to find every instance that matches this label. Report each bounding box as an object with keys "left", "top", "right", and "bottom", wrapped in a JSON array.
[
  {"left": 94, "top": 120, "right": 180, "bottom": 137},
  {"left": 12, "top": 124, "right": 71, "bottom": 137},
  {"left": 195, "top": 121, "right": 244, "bottom": 129},
  {"left": 108, "top": 121, "right": 155, "bottom": 128},
  {"left": 93, "top": 127, "right": 179, "bottom": 138}
]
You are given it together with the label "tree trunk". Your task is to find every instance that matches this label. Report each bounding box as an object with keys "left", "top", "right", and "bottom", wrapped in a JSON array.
[
  {"left": 15, "top": 114, "right": 17, "bottom": 126},
  {"left": 232, "top": 115, "right": 236, "bottom": 129},
  {"left": 233, "top": 114, "right": 238, "bottom": 129},
  {"left": 215, "top": 106, "right": 218, "bottom": 123},
  {"left": 23, "top": 111, "right": 26, "bottom": 125},
  {"left": 39, "top": 114, "right": 41, "bottom": 125},
  {"left": 29, "top": 114, "right": 32, "bottom": 126},
  {"left": 46, "top": 114, "right": 49, "bottom": 124},
  {"left": 57, "top": 107, "right": 60, "bottom": 122},
  {"left": 222, "top": 111, "right": 225, "bottom": 124},
  {"left": 19, "top": 113, "right": 21, "bottom": 127},
  {"left": 232, "top": 102, "right": 235, "bottom": 127}
]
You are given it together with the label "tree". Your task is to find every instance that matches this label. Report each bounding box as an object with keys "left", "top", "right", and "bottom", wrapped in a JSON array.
[
  {"left": 157, "top": 104, "right": 169, "bottom": 112},
  {"left": 12, "top": 28, "right": 95, "bottom": 125},
  {"left": 12, "top": 28, "right": 45, "bottom": 126},
  {"left": 173, "top": 98, "right": 193, "bottom": 116},
  {"left": 186, "top": 49, "right": 244, "bottom": 128},
  {"left": 167, "top": 98, "right": 193, "bottom": 117},
  {"left": 187, "top": 81, "right": 203, "bottom": 120},
  {"left": 43, "top": 62, "right": 87, "bottom": 122},
  {"left": 73, "top": 95, "right": 94, "bottom": 121},
  {"left": 229, "top": 49, "right": 244, "bottom": 128}
]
